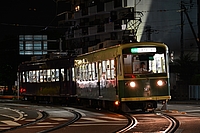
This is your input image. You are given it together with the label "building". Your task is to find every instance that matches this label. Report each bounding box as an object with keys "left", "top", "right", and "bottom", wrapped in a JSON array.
[{"left": 58, "top": 0, "right": 198, "bottom": 61}]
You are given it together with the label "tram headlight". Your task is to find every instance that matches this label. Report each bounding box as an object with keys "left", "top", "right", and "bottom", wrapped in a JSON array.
[
  {"left": 157, "top": 80, "right": 164, "bottom": 86},
  {"left": 115, "top": 101, "right": 119, "bottom": 106},
  {"left": 129, "top": 81, "right": 136, "bottom": 88}
]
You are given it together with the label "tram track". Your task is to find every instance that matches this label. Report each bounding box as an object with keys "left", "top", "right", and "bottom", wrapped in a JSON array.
[
  {"left": 115, "top": 111, "right": 179, "bottom": 133},
  {"left": 115, "top": 113, "right": 137, "bottom": 133},
  {"left": 37, "top": 109, "right": 82, "bottom": 133},
  {"left": 162, "top": 113, "right": 179, "bottom": 133},
  {"left": 0, "top": 104, "right": 82, "bottom": 133},
  {"left": 0, "top": 101, "right": 180, "bottom": 133},
  {"left": 0, "top": 110, "right": 48, "bottom": 133}
]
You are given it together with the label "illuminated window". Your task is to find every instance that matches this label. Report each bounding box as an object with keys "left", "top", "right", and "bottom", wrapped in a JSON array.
[
  {"left": 106, "top": 60, "right": 111, "bottom": 79},
  {"left": 61, "top": 69, "right": 65, "bottom": 81},
  {"left": 22, "top": 72, "right": 25, "bottom": 82},
  {"left": 111, "top": 59, "right": 115, "bottom": 79},
  {"left": 47, "top": 69, "right": 51, "bottom": 82},
  {"left": 43, "top": 70, "right": 47, "bottom": 82},
  {"left": 75, "top": 6, "right": 80, "bottom": 11},
  {"left": 19, "top": 35, "right": 48, "bottom": 55},
  {"left": 40, "top": 70, "right": 43, "bottom": 82},
  {"left": 51, "top": 69, "right": 55, "bottom": 82},
  {"left": 55, "top": 69, "right": 59, "bottom": 81}
]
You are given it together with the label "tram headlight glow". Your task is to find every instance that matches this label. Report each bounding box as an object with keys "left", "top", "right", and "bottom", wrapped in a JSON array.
[
  {"left": 157, "top": 80, "right": 164, "bottom": 86},
  {"left": 129, "top": 81, "right": 136, "bottom": 87},
  {"left": 115, "top": 101, "right": 119, "bottom": 106}
]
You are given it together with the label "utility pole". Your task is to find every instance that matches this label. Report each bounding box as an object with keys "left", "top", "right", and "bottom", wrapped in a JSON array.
[
  {"left": 145, "top": 25, "right": 151, "bottom": 41},
  {"left": 181, "top": 1, "right": 184, "bottom": 59},
  {"left": 181, "top": 2, "right": 200, "bottom": 61},
  {"left": 198, "top": 0, "right": 200, "bottom": 62}
]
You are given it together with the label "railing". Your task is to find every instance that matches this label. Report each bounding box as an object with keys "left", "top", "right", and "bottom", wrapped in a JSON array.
[{"left": 189, "top": 85, "right": 200, "bottom": 100}]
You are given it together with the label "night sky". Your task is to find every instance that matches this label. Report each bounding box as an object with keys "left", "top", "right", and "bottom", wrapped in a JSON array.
[
  {"left": 0, "top": 0, "right": 70, "bottom": 88},
  {"left": 0, "top": 0, "right": 68, "bottom": 40},
  {"left": 0, "top": 0, "right": 70, "bottom": 58}
]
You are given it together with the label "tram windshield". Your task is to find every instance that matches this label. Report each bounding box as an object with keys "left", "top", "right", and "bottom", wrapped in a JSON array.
[{"left": 122, "top": 47, "right": 167, "bottom": 77}]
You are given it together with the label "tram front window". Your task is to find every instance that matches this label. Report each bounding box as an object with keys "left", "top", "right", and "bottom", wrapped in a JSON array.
[{"left": 123, "top": 53, "right": 166, "bottom": 77}]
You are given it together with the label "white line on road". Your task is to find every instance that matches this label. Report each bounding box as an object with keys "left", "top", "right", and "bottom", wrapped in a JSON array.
[{"left": 1, "top": 120, "right": 21, "bottom": 126}]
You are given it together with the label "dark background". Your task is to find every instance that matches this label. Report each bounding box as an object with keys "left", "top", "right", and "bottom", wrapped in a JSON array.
[{"left": 0, "top": 0, "right": 70, "bottom": 93}]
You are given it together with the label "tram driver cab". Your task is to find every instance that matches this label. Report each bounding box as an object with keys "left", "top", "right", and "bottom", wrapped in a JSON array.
[{"left": 123, "top": 47, "right": 166, "bottom": 76}]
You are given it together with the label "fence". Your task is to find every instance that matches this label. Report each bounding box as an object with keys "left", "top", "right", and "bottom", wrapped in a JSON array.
[{"left": 189, "top": 85, "right": 200, "bottom": 100}]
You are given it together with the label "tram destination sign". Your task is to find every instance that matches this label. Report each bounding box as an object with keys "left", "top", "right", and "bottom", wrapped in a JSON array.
[{"left": 131, "top": 47, "right": 156, "bottom": 53}]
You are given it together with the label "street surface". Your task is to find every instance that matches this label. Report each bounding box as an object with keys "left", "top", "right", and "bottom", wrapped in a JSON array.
[{"left": 0, "top": 100, "right": 199, "bottom": 132}]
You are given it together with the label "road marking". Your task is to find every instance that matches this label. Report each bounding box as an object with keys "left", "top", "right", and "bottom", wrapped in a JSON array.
[
  {"left": 26, "top": 125, "right": 54, "bottom": 128},
  {"left": 69, "top": 123, "right": 125, "bottom": 126},
  {"left": 1, "top": 120, "right": 21, "bottom": 126},
  {"left": 37, "top": 122, "right": 59, "bottom": 125},
  {"left": 0, "top": 114, "right": 18, "bottom": 121},
  {"left": 36, "top": 112, "right": 43, "bottom": 119},
  {"left": 25, "top": 119, "right": 36, "bottom": 122},
  {"left": 0, "top": 127, "right": 11, "bottom": 129},
  {"left": 2, "top": 107, "right": 24, "bottom": 121},
  {"left": 80, "top": 117, "right": 108, "bottom": 122},
  {"left": 100, "top": 116, "right": 127, "bottom": 121},
  {"left": 50, "top": 118, "right": 68, "bottom": 121}
]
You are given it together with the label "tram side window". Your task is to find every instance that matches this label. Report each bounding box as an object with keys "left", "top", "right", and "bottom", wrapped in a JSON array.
[
  {"left": 123, "top": 55, "right": 132, "bottom": 74},
  {"left": 36, "top": 70, "right": 39, "bottom": 82},
  {"left": 81, "top": 65, "right": 84, "bottom": 81},
  {"left": 66, "top": 68, "right": 70, "bottom": 81},
  {"left": 80, "top": 65, "right": 83, "bottom": 81},
  {"left": 43, "top": 70, "right": 47, "bottom": 82},
  {"left": 72, "top": 67, "right": 75, "bottom": 81},
  {"left": 99, "top": 62, "right": 103, "bottom": 80},
  {"left": 22, "top": 72, "right": 25, "bottom": 82},
  {"left": 111, "top": 59, "right": 115, "bottom": 79},
  {"left": 40, "top": 70, "right": 43, "bottom": 82},
  {"left": 61, "top": 69, "right": 65, "bottom": 81},
  {"left": 29, "top": 71, "right": 33, "bottom": 82},
  {"left": 32, "top": 71, "right": 36, "bottom": 82},
  {"left": 92, "top": 63, "right": 96, "bottom": 80},
  {"left": 95, "top": 62, "right": 98, "bottom": 80},
  {"left": 102, "top": 61, "right": 106, "bottom": 79},
  {"left": 55, "top": 69, "right": 59, "bottom": 81},
  {"left": 25, "top": 71, "right": 29, "bottom": 82},
  {"left": 88, "top": 63, "right": 92, "bottom": 80},
  {"left": 101, "top": 59, "right": 115, "bottom": 80},
  {"left": 82, "top": 65, "right": 85, "bottom": 80},
  {"left": 88, "top": 63, "right": 96, "bottom": 81},
  {"left": 86, "top": 64, "right": 89, "bottom": 80},
  {"left": 47, "top": 70, "right": 51, "bottom": 82},
  {"left": 75, "top": 67, "right": 80, "bottom": 81},
  {"left": 51, "top": 69, "right": 55, "bottom": 82},
  {"left": 76, "top": 62, "right": 97, "bottom": 81},
  {"left": 106, "top": 60, "right": 111, "bottom": 79}
]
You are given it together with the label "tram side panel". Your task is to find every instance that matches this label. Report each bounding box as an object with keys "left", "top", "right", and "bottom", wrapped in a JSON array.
[{"left": 75, "top": 48, "right": 119, "bottom": 107}]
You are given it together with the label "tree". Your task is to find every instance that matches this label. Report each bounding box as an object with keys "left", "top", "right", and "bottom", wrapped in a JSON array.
[{"left": 173, "top": 53, "right": 197, "bottom": 84}]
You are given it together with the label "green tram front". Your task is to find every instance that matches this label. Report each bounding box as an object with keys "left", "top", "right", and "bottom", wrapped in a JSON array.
[
  {"left": 119, "top": 43, "right": 171, "bottom": 111},
  {"left": 74, "top": 42, "right": 170, "bottom": 112}
]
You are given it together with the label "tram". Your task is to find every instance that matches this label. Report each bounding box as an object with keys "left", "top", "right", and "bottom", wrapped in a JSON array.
[
  {"left": 18, "top": 55, "right": 76, "bottom": 103},
  {"left": 18, "top": 41, "right": 170, "bottom": 112},
  {"left": 74, "top": 42, "right": 171, "bottom": 111}
]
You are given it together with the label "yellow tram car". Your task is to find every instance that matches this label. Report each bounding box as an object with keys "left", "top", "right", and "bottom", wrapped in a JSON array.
[{"left": 74, "top": 41, "right": 171, "bottom": 112}]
